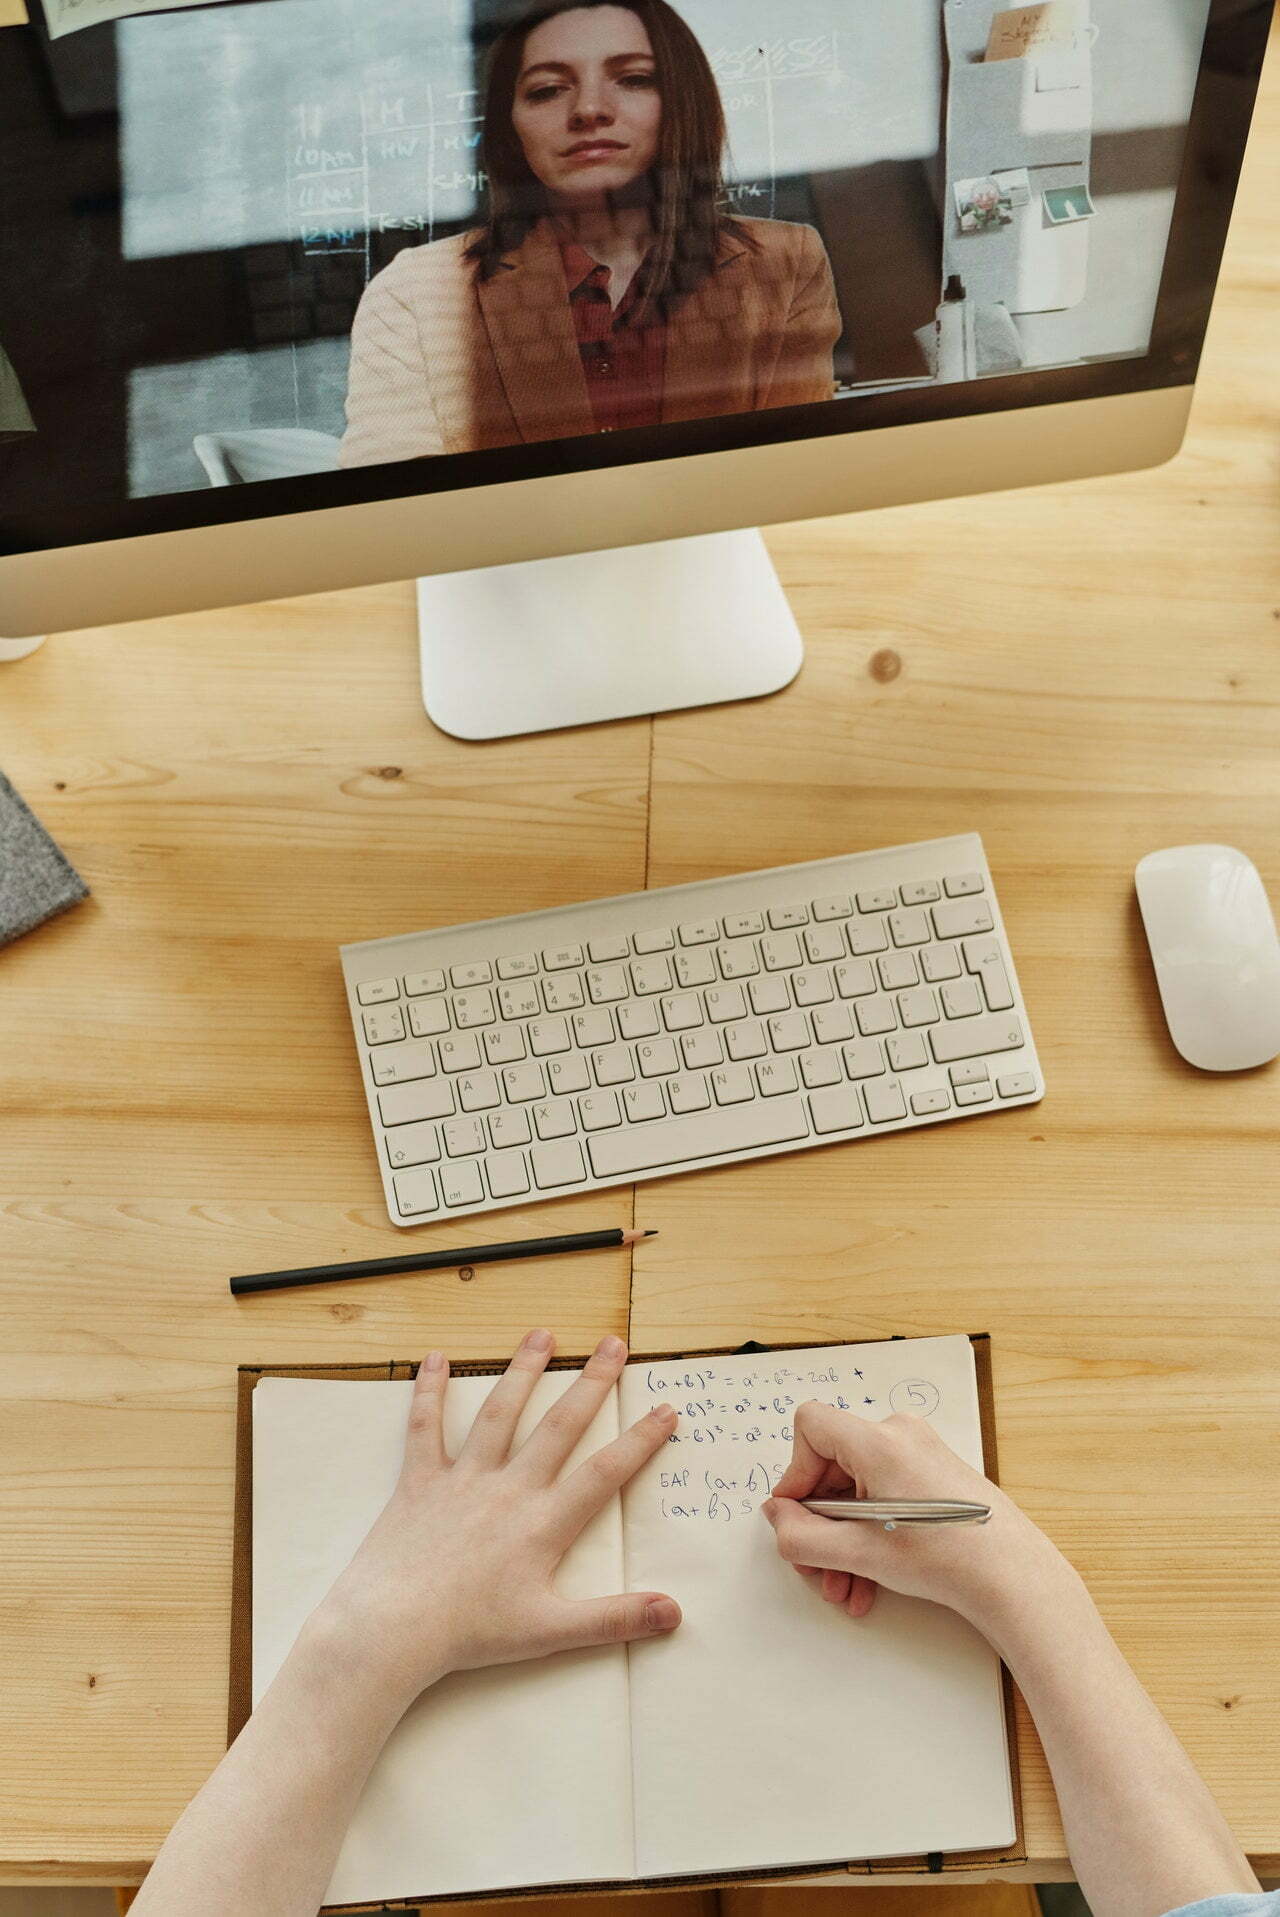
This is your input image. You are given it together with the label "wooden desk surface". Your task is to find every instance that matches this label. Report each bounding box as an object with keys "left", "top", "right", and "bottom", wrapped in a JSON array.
[{"left": 2, "top": 37, "right": 1278, "bottom": 1893}]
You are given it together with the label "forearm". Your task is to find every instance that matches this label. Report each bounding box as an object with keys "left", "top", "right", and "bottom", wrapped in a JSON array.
[
  {"left": 132, "top": 1610, "right": 415, "bottom": 1917},
  {"left": 985, "top": 1561, "right": 1258, "bottom": 1917}
]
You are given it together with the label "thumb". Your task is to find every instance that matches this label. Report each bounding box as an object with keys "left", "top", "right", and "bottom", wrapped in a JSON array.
[{"left": 545, "top": 1591, "right": 682, "bottom": 1654}]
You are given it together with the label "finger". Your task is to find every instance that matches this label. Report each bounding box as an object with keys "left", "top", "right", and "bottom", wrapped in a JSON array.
[
  {"left": 513, "top": 1334, "right": 630, "bottom": 1483},
  {"left": 771, "top": 1399, "right": 881, "bottom": 1503},
  {"left": 762, "top": 1495, "right": 894, "bottom": 1582},
  {"left": 846, "top": 1575, "right": 879, "bottom": 1618},
  {"left": 540, "top": 1589, "right": 682, "bottom": 1656},
  {"left": 821, "top": 1568, "right": 853, "bottom": 1606},
  {"left": 550, "top": 1402, "right": 677, "bottom": 1542},
  {"left": 403, "top": 1350, "right": 450, "bottom": 1473},
  {"left": 456, "top": 1329, "right": 554, "bottom": 1468}
]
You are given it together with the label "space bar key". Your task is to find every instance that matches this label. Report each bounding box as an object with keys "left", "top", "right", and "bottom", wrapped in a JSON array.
[{"left": 587, "top": 1097, "right": 810, "bottom": 1179}]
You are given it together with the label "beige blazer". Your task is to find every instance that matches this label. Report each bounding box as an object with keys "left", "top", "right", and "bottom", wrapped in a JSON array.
[{"left": 338, "top": 216, "right": 842, "bottom": 466}]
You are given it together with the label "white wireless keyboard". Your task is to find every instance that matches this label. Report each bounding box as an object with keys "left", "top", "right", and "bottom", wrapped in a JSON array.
[{"left": 340, "top": 834, "right": 1044, "bottom": 1227}]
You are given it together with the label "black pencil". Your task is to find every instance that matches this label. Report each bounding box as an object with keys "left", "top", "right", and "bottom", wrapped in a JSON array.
[{"left": 230, "top": 1226, "right": 656, "bottom": 1297}]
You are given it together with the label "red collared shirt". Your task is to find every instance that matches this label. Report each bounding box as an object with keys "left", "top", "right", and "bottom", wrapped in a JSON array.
[{"left": 558, "top": 237, "right": 667, "bottom": 434}]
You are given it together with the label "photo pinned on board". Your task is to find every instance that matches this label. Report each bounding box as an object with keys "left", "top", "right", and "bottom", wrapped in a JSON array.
[
  {"left": 1043, "top": 183, "right": 1096, "bottom": 224},
  {"left": 954, "top": 175, "right": 1013, "bottom": 234}
]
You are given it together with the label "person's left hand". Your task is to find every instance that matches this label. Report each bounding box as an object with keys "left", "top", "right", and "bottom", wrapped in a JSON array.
[{"left": 309, "top": 1329, "right": 681, "bottom": 1711}]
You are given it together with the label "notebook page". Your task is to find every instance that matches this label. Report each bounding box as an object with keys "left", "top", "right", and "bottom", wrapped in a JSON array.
[
  {"left": 619, "top": 1336, "right": 1015, "bottom": 1879},
  {"left": 252, "top": 1372, "right": 634, "bottom": 1906}
]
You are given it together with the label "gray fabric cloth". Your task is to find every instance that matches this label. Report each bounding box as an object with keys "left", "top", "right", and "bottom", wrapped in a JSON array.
[
  {"left": 1164, "top": 1899, "right": 1280, "bottom": 1917},
  {"left": 0, "top": 771, "right": 89, "bottom": 945}
]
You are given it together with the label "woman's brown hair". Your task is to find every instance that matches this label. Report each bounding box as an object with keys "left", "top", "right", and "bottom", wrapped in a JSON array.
[{"left": 464, "top": 0, "right": 751, "bottom": 322}]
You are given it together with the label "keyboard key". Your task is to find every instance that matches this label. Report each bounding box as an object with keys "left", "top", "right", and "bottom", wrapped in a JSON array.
[
  {"left": 964, "top": 936, "right": 1016, "bottom": 1012},
  {"left": 531, "top": 1139, "right": 587, "bottom": 1188},
  {"left": 587, "top": 935, "right": 630, "bottom": 964},
  {"left": 486, "top": 1152, "right": 530, "bottom": 1199},
  {"left": 887, "top": 1032, "right": 929, "bottom": 1072},
  {"left": 725, "top": 1019, "right": 767, "bottom": 1061},
  {"left": 498, "top": 981, "right": 539, "bottom": 1021},
  {"left": 587, "top": 1097, "right": 809, "bottom": 1178},
  {"left": 543, "top": 943, "right": 584, "bottom": 971},
  {"left": 809, "top": 1084, "right": 864, "bottom": 1134},
  {"left": 496, "top": 954, "right": 537, "bottom": 980},
  {"left": 623, "top": 1081, "right": 666, "bottom": 1123},
  {"left": 357, "top": 976, "right": 400, "bottom": 1006},
  {"left": 932, "top": 898, "right": 995, "bottom": 940},
  {"left": 484, "top": 1025, "right": 527, "bottom": 1065},
  {"left": 711, "top": 1064, "right": 754, "bottom": 1105},
  {"left": 533, "top": 1099, "right": 577, "bottom": 1140},
  {"left": 438, "top": 1033, "right": 482, "bottom": 1073},
  {"left": 679, "top": 918, "right": 720, "bottom": 945},
  {"left": 921, "top": 943, "right": 962, "bottom": 983},
  {"left": 586, "top": 966, "right": 629, "bottom": 1004},
  {"left": 705, "top": 985, "right": 747, "bottom": 1024},
  {"left": 662, "top": 993, "right": 703, "bottom": 1032},
  {"left": 847, "top": 918, "right": 889, "bottom": 956},
  {"left": 749, "top": 974, "right": 791, "bottom": 1017},
  {"left": 674, "top": 947, "right": 718, "bottom": 989},
  {"left": 997, "top": 1072, "right": 1037, "bottom": 1098},
  {"left": 638, "top": 1038, "right": 679, "bottom": 1078},
  {"left": 930, "top": 1014, "right": 1024, "bottom": 1065},
  {"left": 488, "top": 1108, "right": 532, "bottom": 1150},
  {"left": 528, "top": 1018, "right": 570, "bottom": 1056},
  {"left": 542, "top": 974, "right": 584, "bottom": 1013},
  {"left": 441, "top": 1161, "right": 485, "bottom": 1208},
  {"left": 768, "top": 1011, "right": 809, "bottom": 1053},
  {"left": 804, "top": 925, "right": 846, "bottom": 965},
  {"left": 792, "top": 968, "right": 834, "bottom": 1007},
  {"left": 573, "top": 1007, "right": 614, "bottom": 1048},
  {"left": 940, "top": 978, "right": 982, "bottom": 1019},
  {"left": 681, "top": 1027, "right": 723, "bottom": 1070},
  {"left": 547, "top": 1053, "right": 591, "bottom": 1095},
  {"left": 458, "top": 1070, "right": 500, "bottom": 1112},
  {"left": 718, "top": 942, "right": 760, "bottom": 980},
  {"left": 900, "top": 880, "right": 940, "bottom": 906},
  {"left": 842, "top": 1039, "right": 885, "bottom": 1080},
  {"left": 856, "top": 998, "right": 896, "bottom": 1036},
  {"left": 404, "top": 969, "right": 446, "bottom": 997},
  {"left": 864, "top": 1079, "right": 907, "bottom": 1124},
  {"left": 911, "top": 1088, "right": 951, "bottom": 1115},
  {"left": 393, "top": 1167, "right": 439, "bottom": 1215},
  {"left": 385, "top": 1122, "right": 440, "bottom": 1169},
  {"left": 723, "top": 911, "right": 764, "bottom": 938},
  {"left": 443, "top": 1117, "right": 486, "bottom": 1157},
  {"left": 898, "top": 988, "right": 939, "bottom": 1027},
  {"left": 363, "top": 1006, "right": 406, "bottom": 1045},
  {"left": 950, "top": 1060, "right": 990, "bottom": 1086},
  {"left": 943, "top": 871, "right": 985, "bottom": 897},
  {"left": 757, "top": 1057, "right": 799, "bottom": 1097},
  {"left": 453, "top": 988, "right": 496, "bottom": 1029},
  {"left": 800, "top": 1048, "right": 842, "bottom": 1089},
  {"left": 579, "top": 1091, "right": 622, "bottom": 1131},
  {"left": 592, "top": 1044, "right": 635, "bottom": 1086},
  {"left": 632, "top": 928, "right": 675, "bottom": 955},
  {"left": 811, "top": 1003, "right": 855, "bottom": 1045},
  {"left": 811, "top": 894, "right": 852, "bottom": 921},
  {"left": 370, "top": 1041, "right": 436, "bottom": 1086},
  {"left": 767, "top": 904, "right": 808, "bottom": 930},
  {"left": 631, "top": 955, "right": 673, "bottom": 995},
  {"left": 378, "top": 1077, "right": 455, "bottom": 1127},
  {"left": 834, "top": 959, "right": 876, "bottom": 999},
  {"left": 889, "top": 908, "right": 930, "bottom": 947},
  {"left": 857, "top": 888, "right": 897, "bottom": 914},
  {"left": 450, "top": 962, "right": 492, "bottom": 989},
  {"left": 502, "top": 1062, "right": 546, "bottom": 1101},
  {"left": 668, "top": 1072, "right": 711, "bottom": 1114},
  {"left": 618, "top": 1000, "right": 661, "bottom": 1040},
  {"left": 955, "top": 1081, "right": 994, "bottom": 1106},
  {"left": 878, "top": 951, "right": 917, "bottom": 991},
  {"left": 761, "top": 931, "right": 802, "bottom": 972},
  {"left": 408, "top": 999, "right": 450, "bottom": 1039}
]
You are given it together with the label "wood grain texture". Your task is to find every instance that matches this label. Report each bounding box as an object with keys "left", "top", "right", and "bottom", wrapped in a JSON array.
[{"left": 1, "top": 23, "right": 1278, "bottom": 1894}]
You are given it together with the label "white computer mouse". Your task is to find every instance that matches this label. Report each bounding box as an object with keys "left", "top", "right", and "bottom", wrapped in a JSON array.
[{"left": 1134, "top": 845, "right": 1280, "bottom": 1072}]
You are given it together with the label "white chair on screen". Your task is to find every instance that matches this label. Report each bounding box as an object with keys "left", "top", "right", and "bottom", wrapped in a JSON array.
[{"left": 193, "top": 428, "right": 341, "bottom": 487}]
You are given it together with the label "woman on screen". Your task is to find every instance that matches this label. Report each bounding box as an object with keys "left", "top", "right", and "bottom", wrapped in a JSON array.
[{"left": 338, "top": 0, "right": 843, "bottom": 466}]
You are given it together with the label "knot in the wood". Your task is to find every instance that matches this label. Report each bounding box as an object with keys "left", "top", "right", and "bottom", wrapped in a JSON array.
[{"left": 869, "top": 648, "right": 902, "bottom": 684}]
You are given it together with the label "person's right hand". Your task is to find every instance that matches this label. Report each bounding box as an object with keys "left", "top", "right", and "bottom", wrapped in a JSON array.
[{"left": 762, "top": 1402, "right": 1076, "bottom": 1636}]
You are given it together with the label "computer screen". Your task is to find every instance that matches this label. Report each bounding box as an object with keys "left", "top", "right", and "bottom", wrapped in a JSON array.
[{"left": 0, "top": 0, "right": 1268, "bottom": 559}]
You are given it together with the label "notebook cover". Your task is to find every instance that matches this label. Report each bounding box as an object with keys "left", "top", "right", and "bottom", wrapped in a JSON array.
[{"left": 229, "top": 1334, "right": 1025, "bottom": 1911}]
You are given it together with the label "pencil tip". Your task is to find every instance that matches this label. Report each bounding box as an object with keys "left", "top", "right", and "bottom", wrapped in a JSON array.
[{"left": 643, "top": 1229, "right": 658, "bottom": 1236}]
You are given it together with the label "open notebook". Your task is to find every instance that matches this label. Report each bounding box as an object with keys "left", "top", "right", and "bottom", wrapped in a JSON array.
[{"left": 242, "top": 1334, "right": 1017, "bottom": 1911}]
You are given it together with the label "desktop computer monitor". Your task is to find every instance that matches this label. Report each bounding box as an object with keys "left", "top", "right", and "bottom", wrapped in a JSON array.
[{"left": 0, "top": 0, "right": 1271, "bottom": 737}]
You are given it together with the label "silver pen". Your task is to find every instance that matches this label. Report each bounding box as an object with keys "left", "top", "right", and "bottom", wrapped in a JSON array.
[{"left": 800, "top": 1498, "right": 991, "bottom": 1532}]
